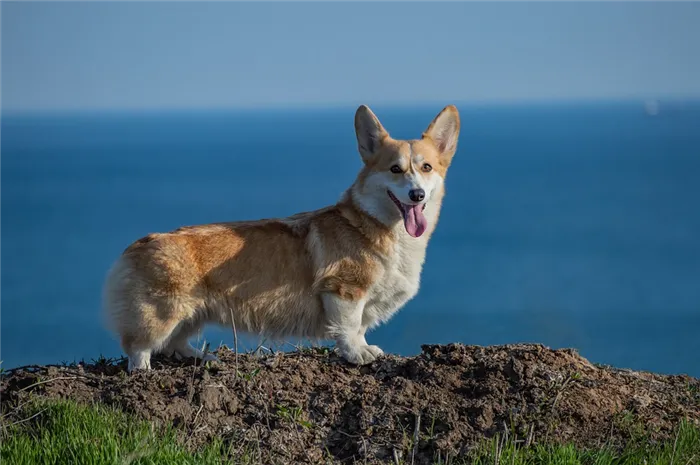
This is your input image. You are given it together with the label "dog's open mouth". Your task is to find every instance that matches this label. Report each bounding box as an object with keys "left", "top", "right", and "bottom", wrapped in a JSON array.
[{"left": 387, "top": 191, "right": 427, "bottom": 238}]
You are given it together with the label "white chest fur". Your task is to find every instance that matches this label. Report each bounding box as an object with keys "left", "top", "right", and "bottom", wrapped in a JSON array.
[{"left": 361, "top": 229, "right": 429, "bottom": 329}]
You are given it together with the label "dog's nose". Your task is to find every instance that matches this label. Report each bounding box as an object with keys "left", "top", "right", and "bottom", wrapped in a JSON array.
[{"left": 408, "top": 188, "right": 425, "bottom": 202}]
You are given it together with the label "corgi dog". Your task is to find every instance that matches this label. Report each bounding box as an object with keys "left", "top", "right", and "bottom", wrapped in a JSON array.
[{"left": 103, "top": 105, "right": 460, "bottom": 372}]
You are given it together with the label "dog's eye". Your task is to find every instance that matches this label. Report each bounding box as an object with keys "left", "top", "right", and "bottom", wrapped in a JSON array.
[
  {"left": 422, "top": 163, "right": 433, "bottom": 172},
  {"left": 390, "top": 165, "right": 403, "bottom": 174}
]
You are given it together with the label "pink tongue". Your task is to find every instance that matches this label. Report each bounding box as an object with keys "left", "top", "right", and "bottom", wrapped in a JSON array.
[{"left": 404, "top": 205, "right": 427, "bottom": 238}]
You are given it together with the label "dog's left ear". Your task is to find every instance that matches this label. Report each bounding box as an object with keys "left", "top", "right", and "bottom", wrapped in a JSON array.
[{"left": 422, "top": 105, "right": 460, "bottom": 166}]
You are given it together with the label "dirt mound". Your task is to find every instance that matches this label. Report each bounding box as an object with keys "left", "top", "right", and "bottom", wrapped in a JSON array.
[{"left": 2, "top": 343, "right": 699, "bottom": 464}]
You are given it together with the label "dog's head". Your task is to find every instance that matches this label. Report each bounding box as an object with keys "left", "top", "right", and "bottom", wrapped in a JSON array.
[{"left": 351, "top": 105, "right": 460, "bottom": 238}]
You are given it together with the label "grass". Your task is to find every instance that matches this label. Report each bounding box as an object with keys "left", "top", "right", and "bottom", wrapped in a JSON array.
[
  {"left": 1, "top": 399, "right": 699, "bottom": 465},
  {"left": 465, "top": 423, "right": 700, "bottom": 465},
  {"left": 1, "top": 400, "right": 241, "bottom": 465}
]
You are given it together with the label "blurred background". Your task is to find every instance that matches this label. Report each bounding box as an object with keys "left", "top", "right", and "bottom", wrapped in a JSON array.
[{"left": 2, "top": 2, "right": 699, "bottom": 376}]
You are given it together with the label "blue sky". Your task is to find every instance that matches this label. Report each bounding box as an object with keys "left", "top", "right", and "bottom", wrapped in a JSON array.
[{"left": 3, "top": 2, "right": 700, "bottom": 113}]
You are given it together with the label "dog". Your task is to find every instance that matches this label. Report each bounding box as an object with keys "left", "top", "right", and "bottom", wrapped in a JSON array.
[{"left": 102, "top": 104, "right": 460, "bottom": 372}]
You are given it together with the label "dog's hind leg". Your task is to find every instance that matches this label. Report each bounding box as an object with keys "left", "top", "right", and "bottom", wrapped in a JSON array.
[
  {"left": 121, "top": 332, "right": 161, "bottom": 373},
  {"left": 164, "top": 322, "right": 219, "bottom": 363},
  {"left": 117, "top": 301, "right": 195, "bottom": 373},
  {"left": 121, "top": 320, "right": 182, "bottom": 372}
]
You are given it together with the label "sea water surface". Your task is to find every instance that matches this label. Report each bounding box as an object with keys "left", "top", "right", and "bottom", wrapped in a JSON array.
[{"left": 2, "top": 102, "right": 699, "bottom": 376}]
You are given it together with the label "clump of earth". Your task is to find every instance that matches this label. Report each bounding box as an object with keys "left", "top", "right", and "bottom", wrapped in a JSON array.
[{"left": 2, "top": 343, "right": 699, "bottom": 464}]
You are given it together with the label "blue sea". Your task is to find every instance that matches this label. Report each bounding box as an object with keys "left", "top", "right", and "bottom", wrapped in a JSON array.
[{"left": 2, "top": 101, "right": 699, "bottom": 376}]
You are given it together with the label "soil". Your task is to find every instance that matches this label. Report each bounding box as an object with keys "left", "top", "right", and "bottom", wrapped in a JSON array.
[{"left": 2, "top": 343, "right": 699, "bottom": 464}]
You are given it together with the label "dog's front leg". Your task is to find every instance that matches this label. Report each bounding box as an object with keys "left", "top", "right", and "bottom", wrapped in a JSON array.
[{"left": 322, "top": 294, "right": 384, "bottom": 365}]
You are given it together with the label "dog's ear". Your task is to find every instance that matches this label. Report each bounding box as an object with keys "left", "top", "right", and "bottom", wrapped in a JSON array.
[
  {"left": 354, "top": 105, "right": 389, "bottom": 164},
  {"left": 422, "top": 105, "right": 460, "bottom": 166}
]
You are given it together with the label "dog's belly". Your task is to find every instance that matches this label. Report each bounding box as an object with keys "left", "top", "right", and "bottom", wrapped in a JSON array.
[{"left": 201, "top": 286, "right": 327, "bottom": 340}]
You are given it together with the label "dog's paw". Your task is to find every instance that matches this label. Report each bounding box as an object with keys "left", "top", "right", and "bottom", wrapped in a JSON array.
[
  {"left": 340, "top": 344, "right": 384, "bottom": 365},
  {"left": 365, "top": 345, "right": 384, "bottom": 358},
  {"left": 202, "top": 353, "right": 219, "bottom": 363},
  {"left": 126, "top": 350, "right": 152, "bottom": 373},
  {"left": 127, "top": 358, "right": 152, "bottom": 373}
]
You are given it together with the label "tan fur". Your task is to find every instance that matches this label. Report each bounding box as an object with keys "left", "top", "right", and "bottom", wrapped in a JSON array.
[{"left": 102, "top": 105, "right": 460, "bottom": 371}]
